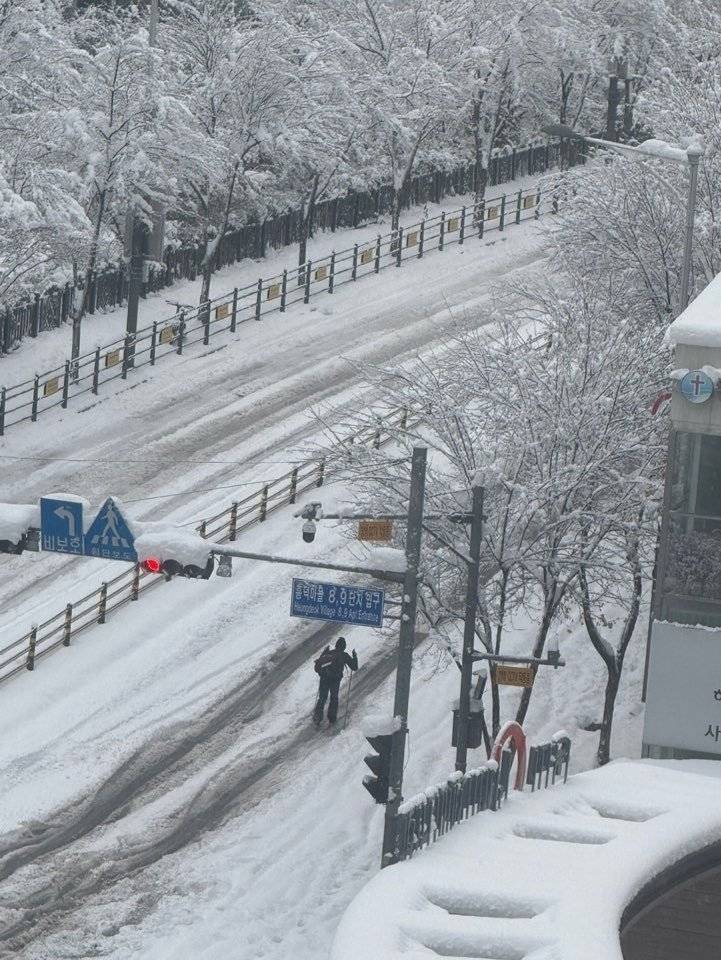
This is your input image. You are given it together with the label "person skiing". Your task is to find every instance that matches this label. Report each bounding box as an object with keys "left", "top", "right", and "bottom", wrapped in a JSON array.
[{"left": 313, "top": 637, "right": 358, "bottom": 726}]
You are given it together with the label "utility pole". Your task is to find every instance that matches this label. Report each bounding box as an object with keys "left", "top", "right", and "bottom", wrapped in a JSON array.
[
  {"left": 381, "top": 446, "right": 426, "bottom": 867},
  {"left": 454, "top": 485, "right": 484, "bottom": 774}
]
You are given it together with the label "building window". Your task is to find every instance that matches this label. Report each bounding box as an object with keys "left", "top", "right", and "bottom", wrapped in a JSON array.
[{"left": 660, "top": 432, "right": 721, "bottom": 627}]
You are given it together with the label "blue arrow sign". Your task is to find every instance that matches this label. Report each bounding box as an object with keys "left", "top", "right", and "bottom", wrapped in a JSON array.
[
  {"left": 84, "top": 498, "right": 137, "bottom": 562},
  {"left": 40, "top": 497, "right": 85, "bottom": 555},
  {"left": 290, "top": 577, "right": 384, "bottom": 627}
]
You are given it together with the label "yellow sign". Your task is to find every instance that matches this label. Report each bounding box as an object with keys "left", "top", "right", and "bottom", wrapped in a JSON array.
[
  {"left": 105, "top": 350, "right": 121, "bottom": 368},
  {"left": 486, "top": 205, "right": 499, "bottom": 220},
  {"left": 315, "top": 265, "right": 328, "bottom": 282},
  {"left": 358, "top": 519, "right": 393, "bottom": 542},
  {"left": 216, "top": 302, "right": 230, "bottom": 319},
  {"left": 266, "top": 283, "right": 281, "bottom": 300},
  {"left": 43, "top": 377, "right": 60, "bottom": 397},
  {"left": 405, "top": 231, "right": 418, "bottom": 248},
  {"left": 360, "top": 248, "right": 374, "bottom": 265},
  {"left": 494, "top": 664, "right": 535, "bottom": 688},
  {"left": 523, "top": 195, "right": 536, "bottom": 209},
  {"left": 447, "top": 217, "right": 459, "bottom": 233},
  {"left": 159, "top": 325, "right": 175, "bottom": 345}
]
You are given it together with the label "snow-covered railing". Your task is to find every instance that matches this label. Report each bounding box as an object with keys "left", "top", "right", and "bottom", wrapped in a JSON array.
[
  {"left": 395, "top": 735, "right": 572, "bottom": 862},
  {"left": 0, "top": 405, "right": 415, "bottom": 685},
  {"left": 0, "top": 178, "right": 568, "bottom": 435},
  {"left": 1, "top": 137, "right": 584, "bottom": 357}
]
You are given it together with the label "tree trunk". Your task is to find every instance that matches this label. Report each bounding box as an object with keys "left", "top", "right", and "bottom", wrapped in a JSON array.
[
  {"left": 298, "top": 174, "right": 320, "bottom": 280},
  {"left": 514, "top": 599, "right": 555, "bottom": 727},
  {"left": 76, "top": 189, "right": 107, "bottom": 325},
  {"left": 198, "top": 162, "right": 239, "bottom": 308},
  {"left": 597, "top": 664, "right": 620, "bottom": 766}
]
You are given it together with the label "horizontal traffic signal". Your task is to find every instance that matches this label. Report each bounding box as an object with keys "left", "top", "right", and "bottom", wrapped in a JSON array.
[
  {"left": 141, "top": 555, "right": 214, "bottom": 579},
  {"left": 363, "top": 733, "right": 394, "bottom": 804}
]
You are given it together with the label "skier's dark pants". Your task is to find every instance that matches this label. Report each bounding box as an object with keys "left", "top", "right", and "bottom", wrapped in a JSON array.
[{"left": 315, "top": 675, "right": 342, "bottom": 723}]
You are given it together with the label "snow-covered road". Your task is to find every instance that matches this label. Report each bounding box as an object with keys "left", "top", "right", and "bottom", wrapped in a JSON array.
[{"left": 0, "top": 219, "right": 546, "bottom": 638}]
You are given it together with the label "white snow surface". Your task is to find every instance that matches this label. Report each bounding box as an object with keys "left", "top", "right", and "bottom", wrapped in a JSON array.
[
  {"left": 332, "top": 759, "right": 721, "bottom": 960},
  {"left": 635, "top": 137, "right": 690, "bottom": 163},
  {"left": 666, "top": 269, "right": 721, "bottom": 347},
  {"left": 134, "top": 521, "right": 211, "bottom": 566},
  {"left": 0, "top": 502, "right": 39, "bottom": 542}
]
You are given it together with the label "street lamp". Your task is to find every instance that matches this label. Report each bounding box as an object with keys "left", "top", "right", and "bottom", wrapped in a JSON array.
[{"left": 542, "top": 123, "right": 704, "bottom": 311}]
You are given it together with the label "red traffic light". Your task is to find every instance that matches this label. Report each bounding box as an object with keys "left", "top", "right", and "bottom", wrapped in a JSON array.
[{"left": 142, "top": 557, "right": 162, "bottom": 574}]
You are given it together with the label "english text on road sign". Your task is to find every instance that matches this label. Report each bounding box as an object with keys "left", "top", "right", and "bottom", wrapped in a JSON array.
[
  {"left": 84, "top": 498, "right": 137, "bottom": 562},
  {"left": 290, "top": 577, "right": 384, "bottom": 627},
  {"left": 494, "top": 664, "right": 535, "bottom": 688},
  {"left": 40, "top": 497, "right": 85, "bottom": 555},
  {"left": 357, "top": 519, "right": 393, "bottom": 542}
]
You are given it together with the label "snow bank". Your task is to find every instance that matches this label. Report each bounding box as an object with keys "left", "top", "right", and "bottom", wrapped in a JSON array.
[
  {"left": 331, "top": 760, "right": 721, "bottom": 960},
  {"left": 666, "top": 270, "right": 721, "bottom": 347},
  {"left": 0, "top": 503, "right": 40, "bottom": 543},
  {"left": 134, "top": 522, "right": 211, "bottom": 566},
  {"left": 636, "top": 138, "right": 690, "bottom": 163},
  {"left": 364, "top": 715, "right": 402, "bottom": 737}
]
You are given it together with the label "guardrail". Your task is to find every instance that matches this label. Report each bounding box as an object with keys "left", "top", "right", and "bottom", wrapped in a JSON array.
[
  {"left": 0, "top": 406, "right": 412, "bottom": 686},
  {"left": 0, "top": 181, "right": 562, "bottom": 436},
  {"left": 395, "top": 734, "right": 572, "bottom": 861}
]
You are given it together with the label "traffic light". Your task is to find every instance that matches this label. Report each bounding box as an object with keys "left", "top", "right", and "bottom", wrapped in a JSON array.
[
  {"left": 141, "top": 555, "right": 214, "bottom": 579},
  {"left": 363, "top": 733, "right": 393, "bottom": 804}
]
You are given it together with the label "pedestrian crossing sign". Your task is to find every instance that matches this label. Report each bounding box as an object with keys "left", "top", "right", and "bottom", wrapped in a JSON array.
[{"left": 84, "top": 497, "right": 137, "bottom": 562}]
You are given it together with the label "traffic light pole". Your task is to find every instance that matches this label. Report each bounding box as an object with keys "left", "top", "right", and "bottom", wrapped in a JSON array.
[
  {"left": 381, "top": 446, "right": 426, "bottom": 868},
  {"left": 454, "top": 484, "right": 484, "bottom": 774}
]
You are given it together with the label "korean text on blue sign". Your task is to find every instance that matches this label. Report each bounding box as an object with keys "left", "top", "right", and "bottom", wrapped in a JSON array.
[{"left": 290, "top": 578, "right": 385, "bottom": 628}]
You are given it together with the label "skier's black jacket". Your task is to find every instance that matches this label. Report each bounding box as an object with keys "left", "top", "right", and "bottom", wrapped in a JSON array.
[{"left": 314, "top": 647, "right": 358, "bottom": 681}]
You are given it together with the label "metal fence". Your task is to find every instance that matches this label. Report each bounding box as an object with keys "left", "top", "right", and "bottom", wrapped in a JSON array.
[
  {"left": 1, "top": 138, "right": 586, "bottom": 356},
  {"left": 0, "top": 179, "right": 569, "bottom": 435},
  {"left": 395, "top": 735, "right": 572, "bottom": 861},
  {"left": 0, "top": 406, "right": 412, "bottom": 686}
]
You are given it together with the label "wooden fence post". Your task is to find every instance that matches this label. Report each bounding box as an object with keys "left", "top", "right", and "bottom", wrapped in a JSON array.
[
  {"left": 418, "top": 220, "right": 425, "bottom": 258},
  {"left": 63, "top": 603, "right": 72, "bottom": 646},
  {"left": 329, "top": 253, "right": 336, "bottom": 293},
  {"left": 289, "top": 466, "right": 299, "bottom": 504},
  {"left": 26, "top": 626, "right": 37, "bottom": 670},
  {"left": 62, "top": 360, "right": 70, "bottom": 408},
  {"left": 374, "top": 235, "right": 381, "bottom": 273},
  {"left": 460, "top": 206, "right": 466, "bottom": 245},
  {"left": 150, "top": 322, "right": 157, "bottom": 365},
  {"left": 31, "top": 376, "right": 39, "bottom": 422},
  {"left": 352, "top": 244, "right": 358, "bottom": 281},
  {"left": 177, "top": 312, "right": 186, "bottom": 354},
  {"left": 121, "top": 333, "right": 132, "bottom": 378},
  {"left": 255, "top": 278, "right": 263, "bottom": 320},
  {"left": 259, "top": 485, "right": 269, "bottom": 521},
  {"left": 439, "top": 212, "right": 446, "bottom": 251},
  {"left": 280, "top": 270, "right": 288, "bottom": 311},
  {"left": 396, "top": 227, "right": 403, "bottom": 266},
  {"left": 304, "top": 261, "right": 312, "bottom": 304},
  {"left": 202, "top": 300, "right": 211, "bottom": 345},
  {"left": 131, "top": 563, "right": 141, "bottom": 600},
  {"left": 499, "top": 195, "right": 506, "bottom": 231},
  {"left": 478, "top": 200, "right": 485, "bottom": 239},
  {"left": 229, "top": 502, "right": 238, "bottom": 541},
  {"left": 535, "top": 185, "right": 542, "bottom": 219},
  {"left": 230, "top": 287, "right": 239, "bottom": 333},
  {"left": 97, "top": 583, "right": 108, "bottom": 624},
  {"left": 516, "top": 189, "right": 523, "bottom": 224},
  {"left": 92, "top": 346, "right": 101, "bottom": 393}
]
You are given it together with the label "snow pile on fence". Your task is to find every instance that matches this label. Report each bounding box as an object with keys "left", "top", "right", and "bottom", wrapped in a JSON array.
[{"left": 331, "top": 760, "right": 721, "bottom": 960}]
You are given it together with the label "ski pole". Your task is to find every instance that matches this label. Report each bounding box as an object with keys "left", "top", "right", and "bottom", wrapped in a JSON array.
[{"left": 343, "top": 671, "right": 354, "bottom": 730}]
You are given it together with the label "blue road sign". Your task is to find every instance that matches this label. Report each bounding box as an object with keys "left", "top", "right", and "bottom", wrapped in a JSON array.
[
  {"left": 290, "top": 577, "right": 384, "bottom": 627},
  {"left": 40, "top": 497, "right": 85, "bottom": 555},
  {"left": 84, "top": 497, "right": 137, "bottom": 562}
]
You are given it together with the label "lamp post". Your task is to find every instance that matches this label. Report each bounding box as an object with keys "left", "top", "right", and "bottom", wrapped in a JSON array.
[{"left": 542, "top": 123, "right": 704, "bottom": 311}]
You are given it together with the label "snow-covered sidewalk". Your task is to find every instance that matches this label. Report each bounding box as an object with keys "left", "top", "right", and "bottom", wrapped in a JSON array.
[
  {"left": 332, "top": 759, "right": 721, "bottom": 960},
  {"left": 0, "top": 172, "right": 550, "bottom": 388}
]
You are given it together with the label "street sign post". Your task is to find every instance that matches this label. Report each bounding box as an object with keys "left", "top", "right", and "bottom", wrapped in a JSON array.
[
  {"left": 290, "top": 577, "right": 385, "bottom": 627},
  {"left": 494, "top": 664, "right": 535, "bottom": 688},
  {"left": 84, "top": 497, "right": 137, "bottom": 562},
  {"left": 40, "top": 497, "right": 85, "bottom": 555}
]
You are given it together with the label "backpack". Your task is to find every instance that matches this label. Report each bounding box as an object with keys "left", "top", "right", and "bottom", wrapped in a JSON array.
[{"left": 314, "top": 647, "right": 336, "bottom": 675}]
